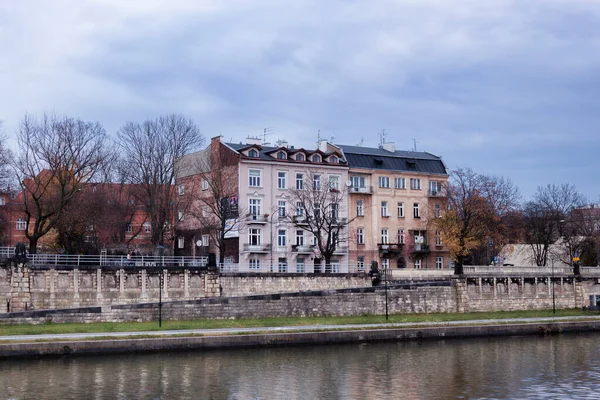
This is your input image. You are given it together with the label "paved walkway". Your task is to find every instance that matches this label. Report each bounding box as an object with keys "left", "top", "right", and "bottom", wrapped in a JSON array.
[{"left": 2, "top": 315, "right": 600, "bottom": 342}]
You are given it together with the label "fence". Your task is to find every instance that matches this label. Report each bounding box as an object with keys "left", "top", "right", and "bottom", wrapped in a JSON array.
[
  {"left": 219, "top": 263, "right": 367, "bottom": 274},
  {"left": 26, "top": 254, "right": 209, "bottom": 268}
]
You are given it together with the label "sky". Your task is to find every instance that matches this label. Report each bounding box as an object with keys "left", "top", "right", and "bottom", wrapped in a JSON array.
[{"left": 1, "top": 0, "right": 600, "bottom": 202}]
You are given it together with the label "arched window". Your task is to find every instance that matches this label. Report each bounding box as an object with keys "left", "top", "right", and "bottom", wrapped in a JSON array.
[
  {"left": 277, "top": 151, "right": 287, "bottom": 160},
  {"left": 329, "top": 155, "right": 338, "bottom": 163},
  {"left": 296, "top": 153, "right": 305, "bottom": 161},
  {"left": 311, "top": 154, "right": 321, "bottom": 162},
  {"left": 248, "top": 149, "right": 258, "bottom": 158}
]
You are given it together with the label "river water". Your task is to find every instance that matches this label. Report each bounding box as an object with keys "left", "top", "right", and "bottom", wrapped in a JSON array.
[{"left": 2, "top": 333, "right": 600, "bottom": 399}]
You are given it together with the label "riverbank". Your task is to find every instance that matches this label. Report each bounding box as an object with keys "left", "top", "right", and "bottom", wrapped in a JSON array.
[{"left": 2, "top": 316, "right": 600, "bottom": 359}]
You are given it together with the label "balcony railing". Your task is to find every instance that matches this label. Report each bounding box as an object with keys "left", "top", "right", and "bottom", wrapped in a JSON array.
[
  {"left": 349, "top": 186, "right": 373, "bottom": 194},
  {"left": 292, "top": 215, "right": 309, "bottom": 224},
  {"left": 412, "top": 244, "right": 430, "bottom": 253},
  {"left": 246, "top": 214, "right": 269, "bottom": 224},
  {"left": 291, "top": 244, "right": 315, "bottom": 254},
  {"left": 26, "top": 254, "right": 209, "bottom": 268},
  {"left": 378, "top": 243, "right": 404, "bottom": 255},
  {"left": 333, "top": 246, "right": 348, "bottom": 254},
  {"left": 428, "top": 189, "right": 446, "bottom": 197},
  {"left": 243, "top": 243, "right": 272, "bottom": 253}
]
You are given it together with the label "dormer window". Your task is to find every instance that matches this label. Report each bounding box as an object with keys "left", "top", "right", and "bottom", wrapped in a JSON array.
[
  {"left": 296, "top": 153, "right": 305, "bottom": 161},
  {"left": 311, "top": 154, "right": 321, "bottom": 162},
  {"left": 248, "top": 149, "right": 259, "bottom": 158},
  {"left": 329, "top": 155, "right": 338, "bottom": 164},
  {"left": 277, "top": 151, "right": 287, "bottom": 160}
]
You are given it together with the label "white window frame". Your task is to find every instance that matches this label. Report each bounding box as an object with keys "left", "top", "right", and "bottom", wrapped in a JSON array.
[
  {"left": 398, "top": 229, "right": 405, "bottom": 244},
  {"left": 394, "top": 177, "right": 406, "bottom": 189},
  {"left": 381, "top": 228, "right": 389, "bottom": 244},
  {"left": 398, "top": 202, "right": 404, "bottom": 218},
  {"left": 413, "top": 203, "right": 420, "bottom": 218},
  {"left": 351, "top": 175, "right": 365, "bottom": 188},
  {"left": 202, "top": 179, "right": 209, "bottom": 191},
  {"left": 356, "top": 200, "right": 364, "bottom": 217},
  {"left": 296, "top": 201, "right": 304, "bottom": 216},
  {"left": 202, "top": 234, "right": 210, "bottom": 246},
  {"left": 126, "top": 224, "right": 132, "bottom": 233},
  {"left": 436, "top": 256, "right": 443, "bottom": 269},
  {"left": 178, "top": 237, "right": 185, "bottom": 249},
  {"left": 329, "top": 175, "right": 339, "bottom": 190},
  {"left": 357, "top": 228, "right": 364, "bottom": 245},
  {"left": 435, "top": 231, "right": 442, "bottom": 246},
  {"left": 277, "top": 229, "right": 287, "bottom": 247},
  {"left": 434, "top": 204, "right": 441, "bottom": 218},
  {"left": 178, "top": 211, "right": 184, "bottom": 221},
  {"left": 16, "top": 218, "right": 26, "bottom": 231},
  {"left": 410, "top": 178, "right": 421, "bottom": 190},
  {"left": 378, "top": 176, "right": 390, "bottom": 188},
  {"left": 248, "top": 228, "right": 262, "bottom": 246},
  {"left": 249, "top": 258, "right": 260, "bottom": 270},
  {"left": 296, "top": 173, "right": 304, "bottom": 190},
  {"left": 381, "top": 259, "right": 389, "bottom": 270},
  {"left": 381, "top": 201, "right": 389, "bottom": 217},
  {"left": 249, "top": 198, "right": 261, "bottom": 216},
  {"left": 296, "top": 230, "right": 304, "bottom": 246},
  {"left": 313, "top": 174, "right": 321, "bottom": 190},
  {"left": 178, "top": 184, "right": 185, "bottom": 196},
  {"left": 414, "top": 259, "right": 422, "bottom": 269},
  {"left": 248, "top": 149, "right": 259, "bottom": 158},
  {"left": 278, "top": 200, "right": 286, "bottom": 217},
  {"left": 249, "top": 169, "right": 261, "bottom": 187},
  {"left": 277, "top": 172, "right": 287, "bottom": 189},
  {"left": 144, "top": 222, "right": 151, "bottom": 233}
]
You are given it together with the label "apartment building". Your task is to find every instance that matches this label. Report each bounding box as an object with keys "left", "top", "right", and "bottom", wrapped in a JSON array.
[{"left": 339, "top": 142, "right": 450, "bottom": 270}]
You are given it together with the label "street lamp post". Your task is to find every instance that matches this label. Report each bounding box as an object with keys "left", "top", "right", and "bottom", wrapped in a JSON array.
[
  {"left": 551, "top": 258, "right": 556, "bottom": 314},
  {"left": 384, "top": 265, "right": 388, "bottom": 320}
]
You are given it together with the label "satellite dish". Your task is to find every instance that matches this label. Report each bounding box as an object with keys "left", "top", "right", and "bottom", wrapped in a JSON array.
[
  {"left": 196, "top": 240, "right": 203, "bottom": 247},
  {"left": 345, "top": 180, "right": 352, "bottom": 187}
]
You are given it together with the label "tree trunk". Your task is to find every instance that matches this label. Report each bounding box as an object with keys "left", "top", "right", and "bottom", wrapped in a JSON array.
[{"left": 28, "top": 238, "right": 38, "bottom": 255}]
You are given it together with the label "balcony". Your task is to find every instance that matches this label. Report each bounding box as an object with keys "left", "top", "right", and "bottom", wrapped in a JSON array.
[
  {"left": 292, "top": 244, "right": 315, "bottom": 254},
  {"left": 428, "top": 189, "right": 446, "bottom": 197},
  {"left": 333, "top": 246, "right": 348, "bottom": 254},
  {"left": 243, "top": 243, "right": 271, "bottom": 253},
  {"left": 349, "top": 186, "right": 373, "bottom": 195},
  {"left": 293, "top": 215, "right": 310, "bottom": 225},
  {"left": 412, "top": 244, "right": 430, "bottom": 254},
  {"left": 378, "top": 243, "right": 404, "bottom": 256},
  {"left": 246, "top": 213, "right": 269, "bottom": 224},
  {"left": 331, "top": 217, "right": 348, "bottom": 226}
]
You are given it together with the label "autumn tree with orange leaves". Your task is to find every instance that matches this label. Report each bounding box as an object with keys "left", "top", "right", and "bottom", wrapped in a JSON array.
[{"left": 431, "top": 167, "right": 520, "bottom": 274}]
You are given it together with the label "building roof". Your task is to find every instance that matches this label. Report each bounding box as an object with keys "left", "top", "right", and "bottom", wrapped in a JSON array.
[
  {"left": 338, "top": 145, "right": 448, "bottom": 175},
  {"left": 226, "top": 142, "right": 347, "bottom": 165}
]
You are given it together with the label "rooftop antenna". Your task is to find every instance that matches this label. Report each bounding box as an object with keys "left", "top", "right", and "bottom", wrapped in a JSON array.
[
  {"left": 412, "top": 138, "right": 418, "bottom": 152},
  {"left": 379, "top": 129, "right": 387, "bottom": 147},
  {"left": 330, "top": 134, "right": 335, "bottom": 143},
  {"left": 262, "top": 127, "right": 274, "bottom": 146},
  {"left": 356, "top": 138, "right": 364, "bottom": 146}
]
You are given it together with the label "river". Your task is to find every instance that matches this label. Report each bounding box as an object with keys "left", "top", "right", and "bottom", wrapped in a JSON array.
[{"left": 1, "top": 333, "right": 600, "bottom": 399}]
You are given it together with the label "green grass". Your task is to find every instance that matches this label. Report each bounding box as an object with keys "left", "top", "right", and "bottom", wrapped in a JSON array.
[{"left": 0, "top": 309, "right": 591, "bottom": 337}]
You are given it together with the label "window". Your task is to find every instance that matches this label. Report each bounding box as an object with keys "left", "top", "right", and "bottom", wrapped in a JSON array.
[
  {"left": 178, "top": 211, "right": 184, "bottom": 221},
  {"left": 414, "top": 259, "right": 422, "bottom": 269},
  {"left": 248, "top": 228, "right": 261, "bottom": 245},
  {"left": 202, "top": 234, "right": 210, "bottom": 246},
  {"left": 296, "top": 173, "right": 304, "bottom": 190},
  {"left": 410, "top": 178, "right": 421, "bottom": 190},
  {"left": 92, "top": 186, "right": 97, "bottom": 193},
  {"left": 202, "top": 206, "right": 209, "bottom": 218},
  {"left": 249, "top": 198, "right": 261, "bottom": 216},
  {"left": 434, "top": 204, "right": 441, "bottom": 218},
  {"left": 277, "top": 172, "right": 287, "bottom": 189},
  {"left": 295, "top": 201, "right": 305, "bottom": 217},
  {"left": 249, "top": 258, "right": 260, "bottom": 270},
  {"left": 178, "top": 184, "right": 185, "bottom": 195},
  {"left": 278, "top": 200, "right": 286, "bottom": 217},
  {"left": 397, "top": 202, "right": 404, "bottom": 218},
  {"left": 296, "top": 153, "right": 305, "bottom": 161},
  {"left": 314, "top": 202, "right": 321, "bottom": 219},
  {"left": 436, "top": 257, "right": 444, "bottom": 269},
  {"left": 351, "top": 175, "right": 365, "bottom": 188},
  {"left": 357, "top": 228, "right": 364, "bottom": 245},
  {"left": 249, "top": 169, "right": 261, "bottom": 187},
  {"left": 144, "top": 222, "right": 151, "bottom": 233},
  {"left": 311, "top": 154, "right": 321, "bottom": 162},
  {"left": 381, "top": 201, "right": 389, "bottom": 217},
  {"left": 248, "top": 149, "right": 258, "bottom": 158},
  {"left": 296, "top": 257, "right": 305, "bottom": 273},
  {"left": 313, "top": 174, "right": 321, "bottom": 190},
  {"left": 357, "top": 256, "right": 365, "bottom": 272},
  {"left": 329, "top": 155, "right": 338, "bottom": 163},
  {"left": 356, "top": 200, "right": 364, "bottom": 217},
  {"left": 329, "top": 176, "right": 339, "bottom": 190},
  {"left": 429, "top": 181, "right": 443, "bottom": 195},
  {"left": 381, "top": 259, "right": 389, "bottom": 270},
  {"left": 278, "top": 257, "right": 288, "bottom": 273},
  {"left": 413, "top": 203, "right": 420, "bottom": 218},
  {"left": 395, "top": 177, "right": 406, "bottom": 189},
  {"left": 126, "top": 224, "right": 132, "bottom": 233},
  {"left": 378, "top": 176, "right": 390, "bottom": 188},
  {"left": 277, "top": 151, "right": 287, "bottom": 159},
  {"left": 435, "top": 231, "right": 442, "bottom": 246},
  {"left": 202, "top": 179, "right": 209, "bottom": 191},
  {"left": 278, "top": 229, "right": 287, "bottom": 247},
  {"left": 331, "top": 203, "right": 339, "bottom": 220},
  {"left": 296, "top": 230, "right": 304, "bottom": 246},
  {"left": 398, "top": 229, "right": 405, "bottom": 244},
  {"left": 381, "top": 228, "right": 389, "bottom": 244}
]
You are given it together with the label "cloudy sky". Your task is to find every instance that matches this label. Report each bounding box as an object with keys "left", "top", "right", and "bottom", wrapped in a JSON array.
[{"left": 1, "top": 0, "right": 599, "bottom": 201}]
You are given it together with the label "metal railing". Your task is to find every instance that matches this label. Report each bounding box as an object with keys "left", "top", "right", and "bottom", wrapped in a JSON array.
[
  {"left": 219, "top": 263, "right": 366, "bottom": 274},
  {"left": 26, "top": 254, "right": 209, "bottom": 268}
]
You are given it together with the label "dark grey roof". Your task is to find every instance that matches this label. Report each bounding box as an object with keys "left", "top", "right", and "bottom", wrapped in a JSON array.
[
  {"left": 226, "top": 142, "right": 347, "bottom": 164},
  {"left": 338, "top": 144, "right": 447, "bottom": 175}
]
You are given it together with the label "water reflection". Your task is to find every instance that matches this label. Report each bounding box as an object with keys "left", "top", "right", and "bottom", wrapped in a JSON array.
[{"left": 1, "top": 334, "right": 599, "bottom": 399}]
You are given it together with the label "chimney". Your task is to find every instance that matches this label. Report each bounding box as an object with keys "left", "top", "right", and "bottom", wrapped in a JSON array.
[{"left": 382, "top": 142, "right": 396, "bottom": 152}]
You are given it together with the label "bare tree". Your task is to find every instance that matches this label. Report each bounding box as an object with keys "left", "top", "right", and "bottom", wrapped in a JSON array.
[
  {"left": 431, "top": 167, "right": 520, "bottom": 273},
  {"left": 523, "top": 183, "right": 586, "bottom": 267},
  {"left": 11, "top": 114, "right": 111, "bottom": 253},
  {"left": 177, "top": 145, "right": 241, "bottom": 263},
  {"left": 117, "top": 114, "right": 204, "bottom": 252},
  {"left": 282, "top": 171, "right": 353, "bottom": 267}
]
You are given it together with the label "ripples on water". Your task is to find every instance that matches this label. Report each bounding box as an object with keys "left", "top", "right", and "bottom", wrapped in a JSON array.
[{"left": 1, "top": 334, "right": 600, "bottom": 399}]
